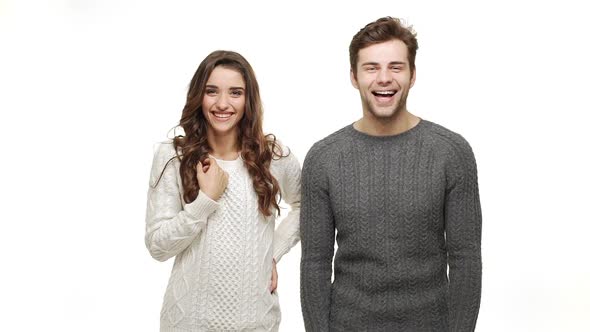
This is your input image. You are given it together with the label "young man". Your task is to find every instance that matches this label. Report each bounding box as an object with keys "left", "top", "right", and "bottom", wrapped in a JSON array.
[{"left": 300, "top": 17, "right": 482, "bottom": 331}]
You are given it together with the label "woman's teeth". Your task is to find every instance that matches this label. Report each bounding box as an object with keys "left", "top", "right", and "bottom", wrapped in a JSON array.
[{"left": 213, "top": 112, "right": 232, "bottom": 118}]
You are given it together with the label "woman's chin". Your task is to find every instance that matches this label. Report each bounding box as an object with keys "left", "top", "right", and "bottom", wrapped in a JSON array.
[{"left": 208, "top": 124, "right": 239, "bottom": 136}]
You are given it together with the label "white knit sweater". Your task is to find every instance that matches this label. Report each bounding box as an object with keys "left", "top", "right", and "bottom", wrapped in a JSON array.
[{"left": 145, "top": 142, "right": 301, "bottom": 332}]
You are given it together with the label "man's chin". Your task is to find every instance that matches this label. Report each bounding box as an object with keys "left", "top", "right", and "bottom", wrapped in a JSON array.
[{"left": 369, "top": 107, "right": 399, "bottom": 120}]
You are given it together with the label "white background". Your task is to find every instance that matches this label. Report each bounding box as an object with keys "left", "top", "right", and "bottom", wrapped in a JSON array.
[{"left": 1, "top": 0, "right": 589, "bottom": 331}]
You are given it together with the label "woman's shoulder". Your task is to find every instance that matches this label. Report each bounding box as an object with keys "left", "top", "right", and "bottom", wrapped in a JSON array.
[
  {"left": 149, "top": 140, "right": 181, "bottom": 182},
  {"left": 150, "top": 140, "right": 176, "bottom": 186},
  {"left": 267, "top": 136, "right": 301, "bottom": 175},
  {"left": 152, "top": 140, "right": 178, "bottom": 162}
]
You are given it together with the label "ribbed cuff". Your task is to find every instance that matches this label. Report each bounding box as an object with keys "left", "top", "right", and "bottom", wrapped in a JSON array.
[
  {"left": 183, "top": 190, "right": 219, "bottom": 221},
  {"left": 273, "top": 234, "right": 292, "bottom": 263}
]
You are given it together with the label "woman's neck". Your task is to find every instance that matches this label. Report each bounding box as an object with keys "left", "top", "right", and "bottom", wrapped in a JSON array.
[{"left": 207, "top": 130, "right": 240, "bottom": 160}]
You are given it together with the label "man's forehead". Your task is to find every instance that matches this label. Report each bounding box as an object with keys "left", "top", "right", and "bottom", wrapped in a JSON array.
[{"left": 358, "top": 40, "right": 409, "bottom": 63}]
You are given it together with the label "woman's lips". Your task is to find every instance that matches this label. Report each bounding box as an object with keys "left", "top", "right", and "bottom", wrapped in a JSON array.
[{"left": 211, "top": 111, "right": 234, "bottom": 122}]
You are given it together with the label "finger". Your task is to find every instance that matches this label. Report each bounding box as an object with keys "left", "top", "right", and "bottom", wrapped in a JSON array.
[
  {"left": 270, "top": 261, "right": 278, "bottom": 292},
  {"left": 196, "top": 161, "right": 203, "bottom": 174},
  {"left": 271, "top": 275, "right": 277, "bottom": 292}
]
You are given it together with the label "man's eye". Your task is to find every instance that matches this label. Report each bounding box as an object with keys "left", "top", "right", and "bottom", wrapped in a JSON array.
[{"left": 366, "top": 67, "right": 377, "bottom": 72}]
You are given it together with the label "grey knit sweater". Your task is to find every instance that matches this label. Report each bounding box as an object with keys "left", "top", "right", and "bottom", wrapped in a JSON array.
[{"left": 300, "top": 120, "right": 482, "bottom": 332}]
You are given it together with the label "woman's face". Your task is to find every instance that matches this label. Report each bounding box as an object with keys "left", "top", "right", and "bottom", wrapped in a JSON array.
[{"left": 202, "top": 66, "right": 246, "bottom": 137}]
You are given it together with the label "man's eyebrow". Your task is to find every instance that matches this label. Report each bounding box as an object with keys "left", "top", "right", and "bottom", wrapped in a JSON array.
[{"left": 360, "top": 61, "right": 407, "bottom": 66}]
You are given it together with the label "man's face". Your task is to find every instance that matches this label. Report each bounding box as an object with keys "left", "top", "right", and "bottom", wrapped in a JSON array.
[{"left": 351, "top": 39, "right": 416, "bottom": 120}]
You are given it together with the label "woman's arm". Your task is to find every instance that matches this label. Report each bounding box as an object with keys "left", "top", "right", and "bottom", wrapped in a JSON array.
[
  {"left": 144, "top": 143, "right": 219, "bottom": 262},
  {"left": 272, "top": 147, "right": 302, "bottom": 263}
]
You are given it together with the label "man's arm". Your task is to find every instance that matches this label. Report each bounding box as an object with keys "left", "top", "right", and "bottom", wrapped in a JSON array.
[
  {"left": 445, "top": 140, "right": 482, "bottom": 332},
  {"left": 300, "top": 145, "right": 335, "bottom": 331}
]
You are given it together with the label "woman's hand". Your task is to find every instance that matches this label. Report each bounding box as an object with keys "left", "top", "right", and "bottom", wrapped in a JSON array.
[{"left": 196, "top": 158, "right": 228, "bottom": 201}]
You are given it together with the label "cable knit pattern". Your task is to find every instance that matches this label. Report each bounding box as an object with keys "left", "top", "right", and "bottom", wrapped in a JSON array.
[
  {"left": 300, "top": 120, "right": 482, "bottom": 332},
  {"left": 145, "top": 141, "right": 301, "bottom": 332}
]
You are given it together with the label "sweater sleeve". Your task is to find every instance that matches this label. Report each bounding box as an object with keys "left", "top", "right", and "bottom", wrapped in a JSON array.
[
  {"left": 300, "top": 145, "right": 335, "bottom": 331},
  {"left": 272, "top": 147, "right": 302, "bottom": 263},
  {"left": 444, "top": 140, "right": 482, "bottom": 332},
  {"left": 145, "top": 143, "right": 219, "bottom": 262}
]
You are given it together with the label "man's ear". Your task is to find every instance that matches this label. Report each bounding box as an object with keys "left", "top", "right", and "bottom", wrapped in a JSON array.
[
  {"left": 350, "top": 69, "right": 359, "bottom": 89},
  {"left": 410, "top": 67, "right": 417, "bottom": 88}
]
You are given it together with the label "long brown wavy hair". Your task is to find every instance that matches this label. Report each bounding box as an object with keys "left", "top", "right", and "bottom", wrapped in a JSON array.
[{"left": 155, "top": 50, "right": 285, "bottom": 217}]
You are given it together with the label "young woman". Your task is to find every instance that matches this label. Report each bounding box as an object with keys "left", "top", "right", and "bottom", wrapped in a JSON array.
[{"left": 145, "top": 50, "right": 301, "bottom": 331}]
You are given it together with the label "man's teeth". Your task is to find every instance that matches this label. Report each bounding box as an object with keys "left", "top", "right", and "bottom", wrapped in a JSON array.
[{"left": 373, "top": 91, "right": 395, "bottom": 96}]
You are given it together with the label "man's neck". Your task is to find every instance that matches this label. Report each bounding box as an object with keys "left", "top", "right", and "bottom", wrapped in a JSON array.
[{"left": 354, "top": 110, "right": 420, "bottom": 136}]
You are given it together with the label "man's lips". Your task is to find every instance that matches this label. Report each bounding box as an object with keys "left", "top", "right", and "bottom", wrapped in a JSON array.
[
  {"left": 372, "top": 90, "right": 397, "bottom": 105},
  {"left": 372, "top": 90, "right": 397, "bottom": 97}
]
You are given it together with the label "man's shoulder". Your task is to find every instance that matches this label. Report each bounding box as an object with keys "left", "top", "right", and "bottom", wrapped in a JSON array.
[
  {"left": 306, "top": 125, "right": 352, "bottom": 161},
  {"left": 423, "top": 120, "right": 476, "bottom": 164},
  {"left": 424, "top": 120, "right": 474, "bottom": 153}
]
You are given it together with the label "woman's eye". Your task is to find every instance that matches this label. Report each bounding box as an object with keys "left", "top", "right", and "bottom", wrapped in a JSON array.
[
  {"left": 206, "top": 89, "right": 217, "bottom": 95},
  {"left": 231, "top": 90, "right": 243, "bottom": 97}
]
